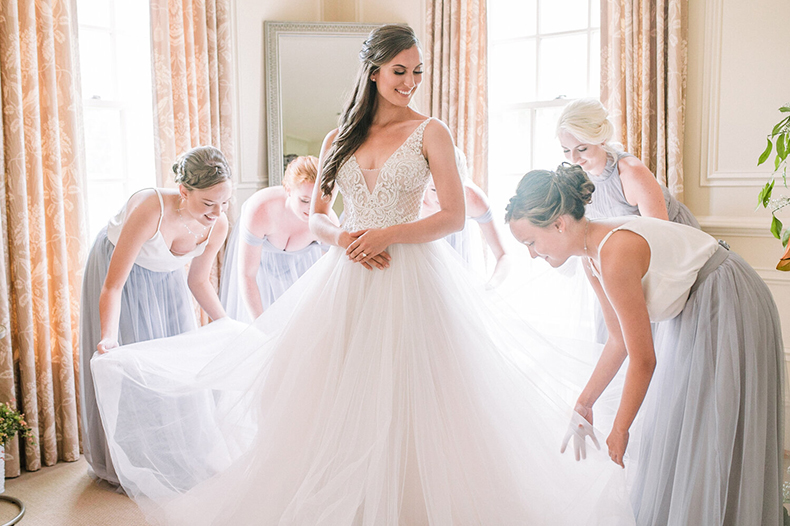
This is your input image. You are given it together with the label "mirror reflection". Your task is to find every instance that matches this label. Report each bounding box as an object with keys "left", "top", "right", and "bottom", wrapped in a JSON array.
[{"left": 266, "top": 22, "right": 380, "bottom": 186}]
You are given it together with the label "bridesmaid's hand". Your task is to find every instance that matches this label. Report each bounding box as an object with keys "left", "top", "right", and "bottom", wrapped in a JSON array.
[
  {"left": 97, "top": 338, "right": 119, "bottom": 354},
  {"left": 560, "top": 408, "right": 600, "bottom": 461},
  {"left": 606, "top": 428, "right": 629, "bottom": 468}
]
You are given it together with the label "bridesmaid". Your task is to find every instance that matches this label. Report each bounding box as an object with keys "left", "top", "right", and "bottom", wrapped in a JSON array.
[
  {"left": 556, "top": 98, "right": 699, "bottom": 228},
  {"left": 507, "top": 163, "right": 783, "bottom": 526},
  {"left": 80, "top": 145, "right": 233, "bottom": 484},
  {"left": 220, "top": 155, "right": 333, "bottom": 323},
  {"left": 421, "top": 148, "right": 511, "bottom": 288}
]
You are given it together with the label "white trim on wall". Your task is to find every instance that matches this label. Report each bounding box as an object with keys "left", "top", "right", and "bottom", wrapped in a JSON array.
[
  {"left": 696, "top": 215, "right": 774, "bottom": 239},
  {"left": 697, "top": 0, "right": 774, "bottom": 188}
]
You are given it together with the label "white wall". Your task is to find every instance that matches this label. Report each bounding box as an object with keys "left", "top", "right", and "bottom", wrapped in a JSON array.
[
  {"left": 684, "top": 0, "right": 790, "bottom": 445},
  {"left": 231, "top": 0, "right": 425, "bottom": 207}
]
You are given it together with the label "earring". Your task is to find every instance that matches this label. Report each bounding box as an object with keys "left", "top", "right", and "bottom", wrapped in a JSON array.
[{"left": 559, "top": 229, "right": 563, "bottom": 233}]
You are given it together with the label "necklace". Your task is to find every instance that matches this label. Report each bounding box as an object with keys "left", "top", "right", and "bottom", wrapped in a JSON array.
[{"left": 177, "top": 200, "right": 207, "bottom": 241}]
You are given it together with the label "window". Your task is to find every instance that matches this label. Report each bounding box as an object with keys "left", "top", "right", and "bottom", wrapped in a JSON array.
[
  {"left": 488, "top": 0, "right": 601, "bottom": 221},
  {"left": 77, "top": 0, "right": 156, "bottom": 239}
]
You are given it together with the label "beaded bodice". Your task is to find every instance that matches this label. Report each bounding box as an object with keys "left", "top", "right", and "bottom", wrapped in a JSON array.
[{"left": 336, "top": 119, "right": 431, "bottom": 231}]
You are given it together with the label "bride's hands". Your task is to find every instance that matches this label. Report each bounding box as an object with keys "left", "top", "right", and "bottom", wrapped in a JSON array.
[
  {"left": 560, "top": 404, "right": 600, "bottom": 461},
  {"left": 346, "top": 229, "right": 392, "bottom": 269}
]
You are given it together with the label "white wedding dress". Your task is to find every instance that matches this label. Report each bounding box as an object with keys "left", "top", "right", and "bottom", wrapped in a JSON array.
[{"left": 92, "top": 118, "right": 636, "bottom": 525}]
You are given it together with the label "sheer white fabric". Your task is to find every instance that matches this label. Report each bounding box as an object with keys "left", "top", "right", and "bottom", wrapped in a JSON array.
[{"left": 92, "top": 118, "right": 636, "bottom": 525}]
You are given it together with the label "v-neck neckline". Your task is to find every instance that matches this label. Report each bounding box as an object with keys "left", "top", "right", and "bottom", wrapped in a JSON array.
[{"left": 351, "top": 119, "right": 429, "bottom": 194}]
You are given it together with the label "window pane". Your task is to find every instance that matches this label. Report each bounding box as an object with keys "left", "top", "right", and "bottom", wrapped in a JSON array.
[
  {"left": 76, "top": 0, "right": 111, "bottom": 28},
  {"left": 490, "top": 39, "right": 537, "bottom": 105},
  {"left": 489, "top": 0, "right": 537, "bottom": 39},
  {"left": 79, "top": 28, "right": 115, "bottom": 100},
  {"left": 534, "top": 106, "right": 568, "bottom": 170},
  {"left": 489, "top": 109, "right": 532, "bottom": 176},
  {"left": 84, "top": 107, "right": 123, "bottom": 180},
  {"left": 590, "top": 0, "right": 601, "bottom": 28},
  {"left": 537, "top": 33, "right": 588, "bottom": 100},
  {"left": 539, "top": 0, "right": 589, "bottom": 34},
  {"left": 589, "top": 30, "right": 601, "bottom": 96},
  {"left": 86, "top": 181, "right": 127, "bottom": 240}
]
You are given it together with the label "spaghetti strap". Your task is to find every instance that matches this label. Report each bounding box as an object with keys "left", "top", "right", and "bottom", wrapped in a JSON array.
[
  {"left": 205, "top": 218, "right": 217, "bottom": 244},
  {"left": 596, "top": 227, "right": 621, "bottom": 254},
  {"left": 152, "top": 188, "right": 165, "bottom": 234}
]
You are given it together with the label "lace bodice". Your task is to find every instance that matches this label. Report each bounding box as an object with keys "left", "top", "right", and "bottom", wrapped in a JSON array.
[{"left": 336, "top": 119, "right": 431, "bottom": 231}]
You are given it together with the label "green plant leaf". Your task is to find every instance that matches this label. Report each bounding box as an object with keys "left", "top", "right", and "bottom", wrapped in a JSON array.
[
  {"left": 772, "top": 117, "right": 790, "bottom": 137},
  {"left": 759, "top": 137, "right": 773, "bottom": 165},
  {"left": 777, "top": 152, "right": 784, "bottom": 171},
  {"left": 778, "top": 133, "right": 787, "bottom": 160},
  {"left": 771, "top": 215, "right": 783, "bottom": 239},
  {"left": 782, "top": 229, "right": 790, "bottom": 247},
  {"left": 781, "top": 105, "right": 790, "bottom": 113},
  {"left": 758, "top": 179, "right": 775, "bottom": 208}
]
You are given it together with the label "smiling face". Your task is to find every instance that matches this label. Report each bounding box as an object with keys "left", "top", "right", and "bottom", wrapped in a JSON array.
[
  {"left": 181, "top": 180, "right": 233, "bottom": 226},
  {"left": 558, "top": 129, "right": 608, "bottom": 176},
  {"left": 285, "top": 181, "right": 315, "bottom": 222},
  {"left": 370, "top": 45, "right": 423, "bottom": 107},
  {"left": 509, "top": 217, "right": 574, "bottom": 268}
]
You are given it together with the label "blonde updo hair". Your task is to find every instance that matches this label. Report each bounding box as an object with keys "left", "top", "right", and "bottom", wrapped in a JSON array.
[
  {"left": 505, "top": 163, "right": 595, "bottom": 226},
  {"left": 556, "top": 98, "right": 623, "bottom": 154},
  {"left": 172, "top": 146, "right": 232, "bottom": 190},
  {"left": 282, "top": 155, "right": 319, "bottom": 191}
]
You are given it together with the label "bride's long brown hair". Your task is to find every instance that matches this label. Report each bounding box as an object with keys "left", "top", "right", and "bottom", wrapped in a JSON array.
[{"left": 319, "top": 24, "right": 420, "bottom": 197}]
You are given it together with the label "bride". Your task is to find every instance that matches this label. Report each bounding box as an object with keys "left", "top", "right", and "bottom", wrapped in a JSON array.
[{"left": 91, "top": 24, "right": 635, "bottom": 525}]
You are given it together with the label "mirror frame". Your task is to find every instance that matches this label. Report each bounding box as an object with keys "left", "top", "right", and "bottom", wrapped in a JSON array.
[{"left": 264, "top": 21, "right": 380, "bottom": 186}]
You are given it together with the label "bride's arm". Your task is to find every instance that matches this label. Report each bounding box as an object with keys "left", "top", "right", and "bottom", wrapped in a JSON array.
[
  {"left": 310, "top": 129, "right": 391, "bottom": 270},
  {"left": 310, "top": 129, "right": 354, "bottom": 249},
  {"left": 345, "top": 120, "right": 465, "bottom": 261},
  {"left": 388, "top": 119, "right": 465, "bottom": 242}
]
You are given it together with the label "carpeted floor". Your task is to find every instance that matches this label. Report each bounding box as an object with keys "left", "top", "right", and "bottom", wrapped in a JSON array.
[
  {"left": 1, "top": 454, "right": 788, "bottom": 525},
  {"left": 0, "top": 456, "right": 147, "bottom": 525}
]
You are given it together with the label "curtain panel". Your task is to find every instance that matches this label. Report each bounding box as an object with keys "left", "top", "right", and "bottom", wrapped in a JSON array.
[
  {"left": 601, "top": 0, "right": 688, "bottom": 199},
  {"left": 149, "top": 0, "right": 235, "bottom": 186},
  {"left": 150, "top": 0, "right": 235, "bottom": 324},
  {"left": 0, "top": 0, "right": 87, "bottom": 476},
  {"left": 424, "top": 0, "right": 488, "bottom": 191}
]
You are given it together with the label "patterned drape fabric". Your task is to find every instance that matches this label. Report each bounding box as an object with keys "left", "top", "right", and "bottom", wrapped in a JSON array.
[
  {"left": 150, "top": 0, "right": 235, "bottom": 185},
  {"left": 424, "top": 0, "right": 488, "bottom": 191},
  {"left": 150, "top": 0, "right": 235, "bottom": 325},
  {"left": 0, "top": 0, "right": 87, "bottom": 476},
  {"left": 601, "top": 0, "right": 688, "bottom": 199}
]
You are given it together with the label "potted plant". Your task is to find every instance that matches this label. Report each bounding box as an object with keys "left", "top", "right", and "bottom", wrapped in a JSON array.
[
  {"left": 756, "top": 102, "right": 790, "bottom": 269},
  {"left": 0, "top": 400, "right": 33, "bottom": 493}
]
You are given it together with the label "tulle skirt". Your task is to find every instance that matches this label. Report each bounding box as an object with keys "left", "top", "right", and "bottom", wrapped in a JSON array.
[
  {"left": 92, "top": 241, "right": 636, "bottom": 525},
  {"left": 80, "top": 227, "right": 197, "bottom": 484},
  {"left": 219, "top": 222, "right": 324, "bottom": 323},
  {"left": 632, "top": 250, "right": 784, "bottom": 526}
]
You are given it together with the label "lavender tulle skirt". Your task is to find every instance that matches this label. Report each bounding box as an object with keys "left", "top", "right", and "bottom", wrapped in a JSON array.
[
  {"left": 80, "top": 227, "right": 197, "bottom": 483},
  {"left": 632, "top": 250, "right": 783, "bottom": 525}
]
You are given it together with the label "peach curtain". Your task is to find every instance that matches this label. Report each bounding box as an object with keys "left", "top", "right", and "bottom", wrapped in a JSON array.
[
  {"left": 150, "top": 0, "right": 235, "bottom": 324},
  {"left": 0, "top": 0, "right": 87, "bottom": 476},
  {"left": 424, "top": 0, "right": 488, "bottom": 191},
  {"left": 149, "top": 0, "right": 235, "bottom": 185},
  {"left": 601, "top": 0, "right": 688, "bottom": 199}
]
